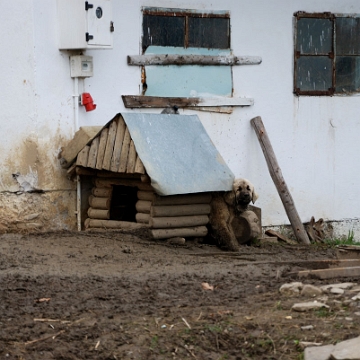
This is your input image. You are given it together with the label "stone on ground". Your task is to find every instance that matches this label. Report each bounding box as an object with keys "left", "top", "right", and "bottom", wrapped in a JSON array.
[
  {"left": 330, "top": 335, "right": 360, "bottom": 360},
  {"left": 304, "top": 344, "right": 334, "bottom": 360},
  {"left": 292, "top": 301, "right": 329, "bottom": 312}
]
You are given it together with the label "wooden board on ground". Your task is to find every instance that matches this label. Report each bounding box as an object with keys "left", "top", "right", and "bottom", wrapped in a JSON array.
[
  {"left": 265, "top": 229, "right": 297, "bottom": 245},
  {"left": 297, "top": 265, "right": 360, "bottom": 279}
]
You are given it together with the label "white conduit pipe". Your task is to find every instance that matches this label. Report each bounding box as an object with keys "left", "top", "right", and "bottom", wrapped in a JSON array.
[{"left": 73, "top": 77, "right": 81, "bottom": 231}]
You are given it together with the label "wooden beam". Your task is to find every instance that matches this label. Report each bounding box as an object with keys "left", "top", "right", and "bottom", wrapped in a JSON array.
[
  {"left": 87, "top": 208, "right": 110, "bottom": 220},
  {"left": 92, "top": 187, "right": 113, "bottom": 198},
  {"left": 137, "top": 191, "right": 212, "bottom": 205},
  {"left": 85, "top": 219, "right": 148, "bottom": 230},
  {"left": 151, "top": 226, "right": 208, "bottom": 239},
  {"left": 110, "top": 116, "right": 126, "bottom": 172},
  {"left": 151, "top": 204, "right": 211, "bottom": 217},
  {"left": 118, "top": 128, "right": 131, "bottom": 173},
  {"left": 251, "top": 116, "right": 310, "bottom": 245},
  {"left": 126, "top": 140, "right": 137, "bottom": 173},
  {"left": 95, "top": 178, "right": 153, "bottom": 191},
  {"left": 127, "top": 54, "right": 262, "bottom": 66},
  {"left": 102, "top": 119, "right": 118, "bottom": 171},
  {"left": 135, "top": 200, "right": 152, "bottom": 213},
  {"left": 150, "top": 215, "right": 209, "bottom": 229},
  {"left": 297, "top": 266, "right": 360, "bottom": 279},
  {"left": 76, "top": 146, "right": 90, "bottom": 167},
  {"left": 87, "top": 136, "right": 100, "bottom": 169},
  {"left": 122, "top": 95, "right": 253, "bottom": 108},
  {"left": 135, "top": 213, "right": 150, "bottom": 224},
  {"left": 96, "top": 128, "right": 108, "bottom": 170},
  {"left": 88, "top": 195, "right": 111, "bottom": 210}
]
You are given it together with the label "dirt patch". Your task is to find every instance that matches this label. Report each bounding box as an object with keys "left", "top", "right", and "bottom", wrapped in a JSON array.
[{"left": 0, "top": 231, "right": 359, "bottom": 359}]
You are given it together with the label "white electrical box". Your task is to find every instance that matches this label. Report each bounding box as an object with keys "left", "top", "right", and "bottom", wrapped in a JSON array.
[
  {"left": 70, "top": 55, "right": 94, "bottom": 77},
  {"left": 57, "top": 0, "right": 113, "bottom": 50}
]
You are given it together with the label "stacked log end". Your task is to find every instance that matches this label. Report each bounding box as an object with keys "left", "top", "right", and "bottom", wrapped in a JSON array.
[
  {"left": 137, "top": 190, "right": 211, "bottom": 239},
  {"left": 85, "top": 184, "right": 113, "bottom": 230}
]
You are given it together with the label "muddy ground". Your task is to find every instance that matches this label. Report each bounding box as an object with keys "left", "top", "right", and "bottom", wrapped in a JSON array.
[{"left": 0, "top": 230, "right": 359, "bottom": 360}]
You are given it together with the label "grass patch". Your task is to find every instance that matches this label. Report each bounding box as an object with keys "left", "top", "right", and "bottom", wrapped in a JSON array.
[
  {"left": 314, "top": 307, "right": 331, "bottom": 318},
  {"left": 324, "top": 230, "right": 359, "bottom": 246}
]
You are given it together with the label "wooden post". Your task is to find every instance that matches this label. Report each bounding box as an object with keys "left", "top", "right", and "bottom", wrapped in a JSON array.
[{"left": 250, "top": 116, "right": 310, "bottom": 245}]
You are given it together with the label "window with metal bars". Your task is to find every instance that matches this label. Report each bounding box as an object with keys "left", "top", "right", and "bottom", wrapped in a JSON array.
[
  {"left": 142, "top": 8, "right": 230, "bottom": 53},
  {"left": 294, "top": 12, "right": 360, "bottom": 95}
]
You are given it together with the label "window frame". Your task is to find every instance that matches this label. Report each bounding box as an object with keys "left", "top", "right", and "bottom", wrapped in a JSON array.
[
  {"left": 294, "top": 11, "right": 360, "bottom": 96},
  {"left": 294, "top": 12, "right": 335, "bottom": 96},
  {"left": 142, "top": 7, "right": 231, "bottom": 54}
]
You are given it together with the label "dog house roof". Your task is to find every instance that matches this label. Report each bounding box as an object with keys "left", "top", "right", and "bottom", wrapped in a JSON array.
[{"left": 71, "top": 112, "right": 234, "bottom": 196}]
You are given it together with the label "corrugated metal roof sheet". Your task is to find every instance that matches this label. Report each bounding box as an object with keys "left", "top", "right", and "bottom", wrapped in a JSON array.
[{"left": 122, "top": 113, "right": 234, "bottom": 196}]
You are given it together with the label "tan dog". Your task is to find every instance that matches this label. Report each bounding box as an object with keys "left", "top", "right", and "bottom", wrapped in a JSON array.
[{"left": 209, "top": 178, "right": 258, "bottom": 251}]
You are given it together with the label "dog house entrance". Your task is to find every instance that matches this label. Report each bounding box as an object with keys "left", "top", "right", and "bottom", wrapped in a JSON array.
[{"left": 110, "top": 185, "right": 137, "bottom": 221}]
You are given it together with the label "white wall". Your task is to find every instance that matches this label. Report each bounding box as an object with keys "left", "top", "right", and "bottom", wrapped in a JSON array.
[{"left": 1, "top": 0, "right": 360, "bottom": 237}]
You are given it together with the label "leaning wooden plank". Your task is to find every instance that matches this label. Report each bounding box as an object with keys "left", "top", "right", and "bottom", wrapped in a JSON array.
[
  {"left": 251, "top": 116, "right": 310, "bottom": 245},
  {"left": 118, "top": 128, "right": 131, "bottom": 173},
  {"left": 297, "top": 266, "right": 360, "bottom": 279},
  {"left": 59, "top": 126, "right": 102, "bottom": 168},
  {"left": 87, "top": 208, "right": 110, "bottom": 219},
  {"left": 110, "top": 116, "right": 126, "bottom": 172},
  {"left": 95, "top": 178, "right": 153, "bottom": 191},
  {"left": 102, "top": 119, "right": 118, "bottom": 171},
  {"left": 134, "top": 156, "right": 146, "bottom": 174},
  {"left": 76, "top": 146, "right": 90, "bottom": 167},
  {"left": 88, "top": 195, "right": 111, "bottom": 210},
  {"left": 136, "top": 200, "right": 152, "bottom": 214},
  {"left": 85, "top": 219, "right": 148, "bottom": 230},
  {"left": 126, "top": 140, "right": 137, "bottom": 173},
  {"left": 122, "top": 95, "right": 253, "bottom": 108},
  {"left": 151, "top": 226, "right": 208, "bottom": 239},
  {"left": 127, "top": 54, "right": 262, "bottom": 66},
  {"left": 87, "top": 136, "right": 100, "bottom": 169},
  {"left": 95, "top": 128, "right": 109, "bottom": 170},
  {"left": 92, "top": 187, "right": 113, "bottom": 198},
  {"left": 136, "top": 213, "right": 150, "bottom": 224},
  {"left": 150, "top": 215, "right": 209, "bottom": 229},
  {"left": 151, "top": 204, "right": 211, "bottom": 217}
]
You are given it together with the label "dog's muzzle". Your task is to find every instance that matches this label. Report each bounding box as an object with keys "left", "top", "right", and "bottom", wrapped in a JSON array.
[{"left": 235, "top": 192, "right": 251, "bottom": 205}]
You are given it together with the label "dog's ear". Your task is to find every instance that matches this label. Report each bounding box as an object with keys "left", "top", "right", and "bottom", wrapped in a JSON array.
[
  {"left": 251, "top": 187, "right": 259, "bottom": 204},
  {"left": 224, "top": 191, "right": 235, "bottom": 206}
]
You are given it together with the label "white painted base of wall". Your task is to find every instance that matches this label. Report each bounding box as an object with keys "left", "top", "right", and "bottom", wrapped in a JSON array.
[{"left": 263, "top": 219, "right": 360, "bottom": 243}]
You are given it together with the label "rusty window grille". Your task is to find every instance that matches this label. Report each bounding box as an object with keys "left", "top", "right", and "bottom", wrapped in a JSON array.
[
  {"left": 294, "top": 12, "right": 360, "bottom": 96},
  {"left": 142, "top": 8, "right": 230, "bottom": 53}
]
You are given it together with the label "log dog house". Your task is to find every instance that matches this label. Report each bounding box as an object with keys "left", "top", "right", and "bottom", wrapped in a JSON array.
[{"left": 60, "top": 113, "right": 235, "bottom": 239}]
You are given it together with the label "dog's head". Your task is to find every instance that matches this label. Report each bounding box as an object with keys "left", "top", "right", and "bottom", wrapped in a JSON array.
[{"left": 233, "top": 178, "right": 258, "bottom": 207}]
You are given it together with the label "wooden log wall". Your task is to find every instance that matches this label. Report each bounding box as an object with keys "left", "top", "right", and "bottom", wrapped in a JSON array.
[
  {"left": 136, "top": 190, "right": 211, "bottom": 239},
  {"left": 85, "top": 184, "right": 113, "bottom": 229},
  {"left": 84, "top": 176, "right": 211, "bottom": 240},
  {"left": 76, "top": 115, "right": 146, "bottom": 175}
]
